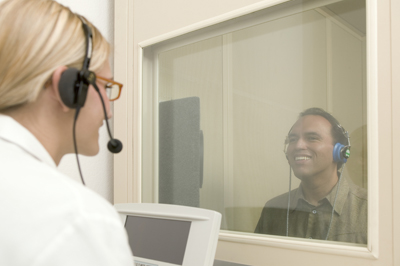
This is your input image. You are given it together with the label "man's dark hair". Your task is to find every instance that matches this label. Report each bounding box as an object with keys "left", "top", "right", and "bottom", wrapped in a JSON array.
[{"left": 298, "top": 107, "right": 349, "bottom": 171}]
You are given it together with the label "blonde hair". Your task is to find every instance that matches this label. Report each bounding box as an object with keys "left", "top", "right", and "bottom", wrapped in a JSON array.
[{"left": 0, "top": 0, "right": 110, "bottom": 110}]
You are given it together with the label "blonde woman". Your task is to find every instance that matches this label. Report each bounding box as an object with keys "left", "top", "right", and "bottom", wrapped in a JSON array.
[{"left": 0, "top": 0, "right": 132, "bottom": 265}]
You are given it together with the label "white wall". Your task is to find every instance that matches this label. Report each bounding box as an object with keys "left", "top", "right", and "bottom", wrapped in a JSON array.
[{"left": 55, "top": 0, "right": 115, "bottom": 203}]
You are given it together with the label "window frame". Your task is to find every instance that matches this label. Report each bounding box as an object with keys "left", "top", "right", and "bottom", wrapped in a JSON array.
[{"left": 113, "top": 0, "right": 391, "bottom": 264}]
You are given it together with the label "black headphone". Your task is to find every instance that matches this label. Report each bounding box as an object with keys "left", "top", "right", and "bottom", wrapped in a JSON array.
[
  {"left": 58, "top": 17, "right": 93, "bottom": 109},
  {"left": 56, "top": 17, "right": 122, "bottom": 185},
  {"left": 283, "top": 122, "right": 351, "bottom": 163}
]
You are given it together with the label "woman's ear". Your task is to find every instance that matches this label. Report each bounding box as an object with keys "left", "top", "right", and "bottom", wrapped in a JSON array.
[{"left": 50, "top": 66, "right": 70, "bottom": 112}]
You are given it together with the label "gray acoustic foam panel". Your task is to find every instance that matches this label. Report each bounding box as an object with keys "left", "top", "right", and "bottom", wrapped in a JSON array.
[{"left": 159, "top": 97, "right": 203, "bottom": 207}]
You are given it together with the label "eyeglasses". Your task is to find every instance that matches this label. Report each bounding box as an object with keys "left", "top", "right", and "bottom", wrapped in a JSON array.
[{"left": 96, "top": 75, "right": 123, "bottom": 101}]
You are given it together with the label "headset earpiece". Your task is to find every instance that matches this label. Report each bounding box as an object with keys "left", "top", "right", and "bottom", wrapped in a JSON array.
[
  {"left": 333, "top": 143, "right": 350, "bottom": 163},
  {"left": 58, "top": 68, "right": 89, "bottom": 109},
  {"left": 333, "top": 124, "right": 351, "bottom": 163}
]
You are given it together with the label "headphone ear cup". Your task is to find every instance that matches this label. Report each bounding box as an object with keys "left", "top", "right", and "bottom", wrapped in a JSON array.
[
  {"left": 59, "top": 68, "right": 79, "bottom": 108},
  {"left": 333, "top": 143, "right": 348, "bottom": 163}
]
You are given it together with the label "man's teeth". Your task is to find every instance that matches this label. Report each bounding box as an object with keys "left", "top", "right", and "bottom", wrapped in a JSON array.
[{"left": 295, "top": 157, "right": 310, "bottom": 161}]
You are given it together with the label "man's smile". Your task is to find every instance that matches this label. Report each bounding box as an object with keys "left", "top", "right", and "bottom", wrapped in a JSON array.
[{"left": 295, "top": 156, "right": 311, "bottom": 161}]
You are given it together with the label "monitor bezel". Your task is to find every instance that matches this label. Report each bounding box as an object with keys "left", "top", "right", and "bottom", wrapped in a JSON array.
[{"left": 115, "top": 203, "right": 221, "bottom": 266}]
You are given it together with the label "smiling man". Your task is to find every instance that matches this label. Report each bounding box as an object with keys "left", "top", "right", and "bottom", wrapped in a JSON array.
[{"left": 254, "top": 108, "right": 367, "bottom": 244}]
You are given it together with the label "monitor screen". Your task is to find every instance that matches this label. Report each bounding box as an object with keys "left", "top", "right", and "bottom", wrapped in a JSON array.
[{"left": 125, "top": 216, "right": 192, "bottom": 265}]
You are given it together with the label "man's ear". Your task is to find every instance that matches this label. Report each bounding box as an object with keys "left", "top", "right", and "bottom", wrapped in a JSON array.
[{"left": 50, "top": 66, "right": 70, "bottom": 112}]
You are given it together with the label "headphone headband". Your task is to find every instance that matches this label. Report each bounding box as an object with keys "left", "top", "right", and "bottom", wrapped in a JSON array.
[
  {"left": 58, "top": 16, "right": 95, "bottom": 109},
  {"left": 336, "top": 124, "right": 350, "bottom": 147},
  {"left": 79, "top": 16, "right": 92, "bottom": 70}
]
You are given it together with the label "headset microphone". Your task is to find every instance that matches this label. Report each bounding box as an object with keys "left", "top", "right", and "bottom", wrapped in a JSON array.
[
  {"left": 90, "top": 80, "right": 123, "bottom": 154},
  {"left": 108, "top": 138, "right": 123, "bottom": 154}
]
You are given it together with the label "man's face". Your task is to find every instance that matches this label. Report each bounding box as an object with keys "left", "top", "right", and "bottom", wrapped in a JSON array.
[{"left": 286, "top": 115, "right": 337, "bottom": 181}]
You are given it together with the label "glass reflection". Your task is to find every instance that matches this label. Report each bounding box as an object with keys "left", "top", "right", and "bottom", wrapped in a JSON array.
[
  {"left": 254, "top": 108, "right": 367, "bottom": 244},
  {"left": 152, "top": 0, "right": 367, "bottom": 244}
]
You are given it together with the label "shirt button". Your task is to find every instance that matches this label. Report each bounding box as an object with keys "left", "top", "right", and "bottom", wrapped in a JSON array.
[{"left": 312, "top": 210, "right": 317, "bottom": 214}]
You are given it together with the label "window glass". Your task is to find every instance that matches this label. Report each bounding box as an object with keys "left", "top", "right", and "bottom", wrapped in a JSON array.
[{"left": 144, "top": 0, "right": 367, "bottom": 245}]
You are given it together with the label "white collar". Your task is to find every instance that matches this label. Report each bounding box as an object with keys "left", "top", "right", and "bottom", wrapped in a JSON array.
[{"left": 0, "top": 114, "right": 56, "bottom": 168}]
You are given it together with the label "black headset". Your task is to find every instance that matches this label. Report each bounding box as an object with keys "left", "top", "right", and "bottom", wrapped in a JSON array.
[
  {"left": 58, "top": 17, "right": 93, "bottom": 109},
  {"left": 283, "top": 122, "right": 351, "bottom": 163},
  {"left": 57, "top": 17, "right": 122, "bottom": 184}
]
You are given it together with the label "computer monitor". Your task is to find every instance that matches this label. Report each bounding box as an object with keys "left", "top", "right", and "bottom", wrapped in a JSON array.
[{"left": 115, "top": 203, "right": 221, "bottom": 266}]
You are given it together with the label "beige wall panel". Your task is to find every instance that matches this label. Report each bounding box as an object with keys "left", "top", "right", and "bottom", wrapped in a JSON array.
[
  {"left": 229, "top": 10, "right": 328, "bottom": 232},
  {"left": 231, "top": 10, "right": 328, "bottom": 111},
  {"left": 158, "top": 36, "right": 226, "bottom": 224},
  {"left": 134, "top": 0, "right": 275, "bottom": 43},
  {"left": 329, "top": 22, "right": 367, "bottom": 188},
  {"left": 392, "top": 0, "right": 400, "bottom": 264}
]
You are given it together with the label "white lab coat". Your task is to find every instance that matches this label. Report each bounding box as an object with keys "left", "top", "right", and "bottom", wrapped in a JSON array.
[{"left": 0, "top": 114, "right": 133, "bottom": 266}]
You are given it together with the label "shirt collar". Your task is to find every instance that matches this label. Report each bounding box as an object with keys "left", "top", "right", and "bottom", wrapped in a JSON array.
[
  {"left": 290, "top": 176, "right": 350, "bottom": 216},
  {"left": 0, "top": 114, "right": 56, "bottom": 168}
]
